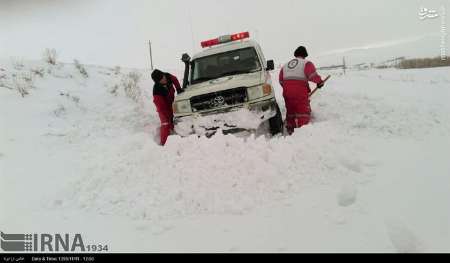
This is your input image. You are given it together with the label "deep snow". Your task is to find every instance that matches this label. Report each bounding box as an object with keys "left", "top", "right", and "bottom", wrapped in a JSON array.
[{"left": 1, "top": 59, "right": 450, "bottom": 252}]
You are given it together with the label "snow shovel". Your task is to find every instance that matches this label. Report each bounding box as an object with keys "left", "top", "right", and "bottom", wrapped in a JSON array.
[{"left": 309, "top": 75, "right": 331, "bottom": 98}]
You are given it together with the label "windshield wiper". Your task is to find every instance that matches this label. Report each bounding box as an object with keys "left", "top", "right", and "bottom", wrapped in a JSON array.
[
  {"left": 218, "top": 69, "right": 258, "bottom": 78},
  {"left": 192, "top": 76, "right": 216, "bottom": 84},
  {"left": 192, "top": 69, "right": 258, "bottom": 84}
]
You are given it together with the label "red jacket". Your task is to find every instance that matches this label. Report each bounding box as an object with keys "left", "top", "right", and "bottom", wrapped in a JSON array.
[
  {"left": 153, "top": 73, "right": 182, "bottom": 121},
  {"left": 279, "top": 58, "right": 322, "bottom": 99}
]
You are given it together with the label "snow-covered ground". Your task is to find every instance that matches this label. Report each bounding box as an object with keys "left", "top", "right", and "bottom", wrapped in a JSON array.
[{"left": 1, "top": 59, "right": 449, "bottom": 252}]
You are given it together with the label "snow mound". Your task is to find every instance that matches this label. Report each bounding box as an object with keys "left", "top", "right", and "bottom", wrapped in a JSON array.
[{"left": 174, "top": 108, "right": 275, "bottom": 137}]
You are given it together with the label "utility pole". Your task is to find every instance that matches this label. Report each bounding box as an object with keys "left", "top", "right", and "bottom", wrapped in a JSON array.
[
  {"left": 343, "top": 57, "right": 347, "bottom": 75},
  {"left": 148, "top": 41, "right": 154, "bottom": 71}
]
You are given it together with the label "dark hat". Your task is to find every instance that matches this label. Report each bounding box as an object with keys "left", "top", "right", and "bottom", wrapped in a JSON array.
[
  {"left": 294, "top": 46, "right": 308, "bottom": 58},
  {"left": 151, "top": 69, "right": 164, "bottom": 83}
]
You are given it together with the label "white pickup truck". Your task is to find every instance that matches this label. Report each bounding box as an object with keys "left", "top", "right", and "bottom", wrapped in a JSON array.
[{"left": 173, "top": 31, "right": 283, "bottom": 137}]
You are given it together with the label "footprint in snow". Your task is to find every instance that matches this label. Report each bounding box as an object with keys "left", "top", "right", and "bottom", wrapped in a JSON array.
[
  {"left": 337, "top": 184, "right": 358, "bottom": 207},
  {"left": 385, "top": 220, "right": 425, "bottom": 253},
  {"left": 339, "top": 159, "right": 363, "bottom": 173}
]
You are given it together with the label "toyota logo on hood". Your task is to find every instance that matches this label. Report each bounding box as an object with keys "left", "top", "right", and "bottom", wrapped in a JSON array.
[{"left": 211, "top": 96, "right": 225, "bottom": 107}]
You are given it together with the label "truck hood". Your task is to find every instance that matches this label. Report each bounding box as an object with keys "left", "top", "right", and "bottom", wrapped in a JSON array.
[{"left": 175, "top": 71, "right": 264, "bottom": 101}]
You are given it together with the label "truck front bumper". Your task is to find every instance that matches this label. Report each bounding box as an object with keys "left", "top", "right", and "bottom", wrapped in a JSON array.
[{"left": 174, "top": 98, "right": 278, "bottom": 137}]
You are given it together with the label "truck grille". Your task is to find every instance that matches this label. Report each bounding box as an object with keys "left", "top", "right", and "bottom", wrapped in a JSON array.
[{"left": 190, "top": 87, "right": 248, "bottom": 112}]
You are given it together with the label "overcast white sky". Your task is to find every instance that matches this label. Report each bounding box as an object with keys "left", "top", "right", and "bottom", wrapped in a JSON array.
[{"left": 0, "top": 0, "right": 448, "bottom": 70}]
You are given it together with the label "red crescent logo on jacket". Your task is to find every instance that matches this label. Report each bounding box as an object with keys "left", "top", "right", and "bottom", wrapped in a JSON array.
[{"left": 288, "top": 59, "right": 299, "bottom": 69}]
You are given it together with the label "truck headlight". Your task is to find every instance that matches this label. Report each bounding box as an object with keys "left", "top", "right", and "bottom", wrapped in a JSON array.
[
  {"left": 247, "top": 84, "right": 272, "bottom": 100},
  {"left": 173, "top": 100, "right": 191, "bottom": 113}
]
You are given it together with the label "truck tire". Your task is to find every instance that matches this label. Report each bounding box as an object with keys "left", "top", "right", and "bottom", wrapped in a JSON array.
[{"left": 269, "top": 105, "right": 283, "bottom": 136}]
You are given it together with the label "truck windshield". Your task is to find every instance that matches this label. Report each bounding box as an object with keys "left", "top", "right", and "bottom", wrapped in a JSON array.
[{"left": 190, "top": 47, "right": 262, "bottom": 85}]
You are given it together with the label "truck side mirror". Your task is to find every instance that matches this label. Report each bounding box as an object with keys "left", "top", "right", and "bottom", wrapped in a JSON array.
[
  {"left": 266, "top": 60, "right": 275, "bottom": 71},
  {"left": 181, "top": 53, "right": 191, "bottom": 63},
  {"left": 181, "top": 53, "right": 191, "bottom": 90}
]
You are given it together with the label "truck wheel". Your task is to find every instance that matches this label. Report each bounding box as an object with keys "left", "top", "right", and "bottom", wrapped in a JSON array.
[{"left": 269, "top": 105, "right": 283, "bottom": 136}]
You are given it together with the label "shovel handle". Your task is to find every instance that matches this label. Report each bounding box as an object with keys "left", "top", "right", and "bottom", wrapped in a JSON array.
[{"left": 309, "top": 75, "right": 331, "bottom": 98}]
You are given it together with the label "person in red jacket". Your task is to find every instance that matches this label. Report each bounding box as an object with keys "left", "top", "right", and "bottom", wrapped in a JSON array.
[
  {"left": 279, "top": 46, "right": 325, "bottom": 135},
  {"left": 152, "top": 69, "right": 183, "bottom": 146}
]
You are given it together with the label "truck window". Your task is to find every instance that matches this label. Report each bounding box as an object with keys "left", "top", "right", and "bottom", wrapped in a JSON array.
[{"left": 191, "top": 47, "right": 262, "bottom": 85}]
